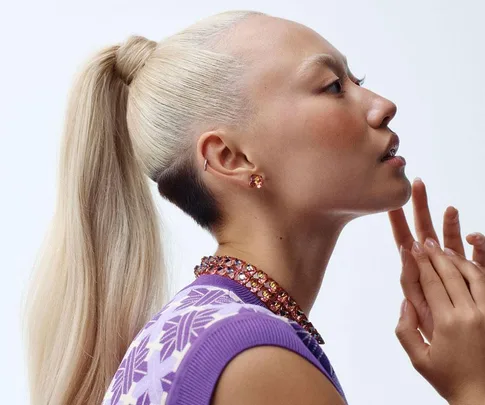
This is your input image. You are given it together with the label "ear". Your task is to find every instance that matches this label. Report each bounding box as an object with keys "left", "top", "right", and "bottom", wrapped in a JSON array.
[{"left": 197, "top": 129, "right": 256, "bottom": 187}]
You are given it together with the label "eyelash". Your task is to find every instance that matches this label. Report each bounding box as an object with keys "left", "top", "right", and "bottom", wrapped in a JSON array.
[{"left": 321, "top": 76, "right": 366, "bottom": 95}]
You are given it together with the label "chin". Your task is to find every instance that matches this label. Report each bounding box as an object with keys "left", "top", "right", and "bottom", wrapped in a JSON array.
[
  {"left": 361, "top": 176, "right": 412, "bottom": 215},
  {"left": 384, "top": 176, "right": 412, "bottom": 211}
]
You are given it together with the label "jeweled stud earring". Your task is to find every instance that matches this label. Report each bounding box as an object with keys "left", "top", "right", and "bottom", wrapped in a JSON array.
[
  {"left": 249, "top": 174, "right": 264, "bottom": 188},
  {"left": 204, "top": 159, "right": 264, "bottom": 189}
]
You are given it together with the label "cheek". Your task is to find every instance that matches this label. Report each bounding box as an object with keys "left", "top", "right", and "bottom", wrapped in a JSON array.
[
  {"left": 303, "top": 106, "right": 364, "bottom": 152},
  {"left": 270, "top": 107, "right": 372, "bottom": 205},
  {"left": 262, "top": 102, "right": 366, "bottom": 168},
  {"left": 256, "top": 98, "right": 370, "bottom": 194}
]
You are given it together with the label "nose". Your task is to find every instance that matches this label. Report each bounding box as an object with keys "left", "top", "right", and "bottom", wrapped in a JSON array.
[{"left": 367, "top": 93, "right": 397, "bottom": 129}]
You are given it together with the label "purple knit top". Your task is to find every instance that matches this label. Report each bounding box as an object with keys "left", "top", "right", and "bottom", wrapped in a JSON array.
[{"left": 102, "top": 273, "right": 348, "bottom": 405}]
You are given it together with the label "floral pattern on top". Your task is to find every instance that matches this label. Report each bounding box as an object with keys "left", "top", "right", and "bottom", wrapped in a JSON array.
[{"left": 102, "top": 285, "right": 344, "bottom": 405}]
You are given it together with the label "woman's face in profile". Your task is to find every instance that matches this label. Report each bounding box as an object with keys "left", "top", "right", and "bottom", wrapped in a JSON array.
[{"left": 233, "top": 15, "right": 412, "bottom": 219}]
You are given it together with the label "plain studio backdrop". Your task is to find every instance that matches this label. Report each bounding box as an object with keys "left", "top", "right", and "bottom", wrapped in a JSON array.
[{"left": 1, "top": 0, "right": 484, "bottom": 404}]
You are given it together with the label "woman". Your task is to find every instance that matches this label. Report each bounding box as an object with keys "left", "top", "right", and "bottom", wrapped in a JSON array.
[{"left": 23, "top": 10, "right": 485, "bottom": 405}]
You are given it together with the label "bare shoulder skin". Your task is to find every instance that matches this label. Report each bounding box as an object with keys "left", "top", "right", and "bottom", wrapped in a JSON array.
[{"left": 210, "top": 345, "right": 346, "bottom": 405}]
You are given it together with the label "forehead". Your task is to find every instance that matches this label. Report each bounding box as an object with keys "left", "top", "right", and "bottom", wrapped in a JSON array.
[{"left": 226, "top": 15, "right": 345, "bottom": 93}]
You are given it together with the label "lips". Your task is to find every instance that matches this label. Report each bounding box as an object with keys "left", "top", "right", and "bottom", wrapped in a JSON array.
[{"left": 380, "top": 133, "right": 400, "bottom": 161}]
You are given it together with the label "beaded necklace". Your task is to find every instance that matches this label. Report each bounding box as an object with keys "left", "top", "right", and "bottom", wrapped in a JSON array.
[{"left": 194, "top": 255, "right": 325, "bottom": 345}]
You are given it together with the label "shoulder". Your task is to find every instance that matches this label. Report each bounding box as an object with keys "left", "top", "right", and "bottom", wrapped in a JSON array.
[
  {"left": 160, "top": 286, "right": 339, "bottom": 405},
  {"left": 211, "top": 345, "right": 347, "bottom": 405},
  {"left": 103, "top": 285, "right": 345, "bottom": 405}
]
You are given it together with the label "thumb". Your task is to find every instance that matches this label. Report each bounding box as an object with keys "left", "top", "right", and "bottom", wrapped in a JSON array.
[{"left": 395, "top": 298, "right": 429, "bottom": 370}]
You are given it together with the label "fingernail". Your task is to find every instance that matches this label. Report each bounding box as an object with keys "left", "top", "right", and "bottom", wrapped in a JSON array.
[
  {"left": 449, "top": 206, "right": 459, "bottom": 220},
  {"left": 412, "top": 241, "right": 425, "bottom": 254},
  {"left": 400, "top": 245, "right": 406, "bottom": 266},
  {"left": 400, "top": 299, "right": 408, "bottom": 316},
  {"left": 413, "top": 177, "right": 422, "bottom": 184},
  {"left": 444, "top": 247, "right": 456, "bottom": 256},
  {"left": 469, "top": 232, "right": 484, "bottom": 241},
  {"left": 425, "top": 237, "right": 438, "bottom": 248}
]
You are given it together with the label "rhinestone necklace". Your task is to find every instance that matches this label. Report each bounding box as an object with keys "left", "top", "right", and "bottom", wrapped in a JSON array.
[{"left": 194, "top": 255, "right": 325, "bottom": 345}]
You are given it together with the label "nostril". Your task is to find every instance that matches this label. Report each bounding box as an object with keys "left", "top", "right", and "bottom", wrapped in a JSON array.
[{"left": 381, "top": 116, "right": 392, "bottom": 128}]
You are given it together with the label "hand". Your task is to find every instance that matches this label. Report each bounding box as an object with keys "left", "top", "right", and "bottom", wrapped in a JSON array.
[
  {"left": 395, "top": 239, "right": 485, "bottom": 404},
  {"left": 387, "top": 177, "right": 485, "bottom": 342}
]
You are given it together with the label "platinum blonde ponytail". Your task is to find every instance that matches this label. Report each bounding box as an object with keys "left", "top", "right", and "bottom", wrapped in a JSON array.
[{"left": 22, "top": 9, "right": 265, "bottom": 405}]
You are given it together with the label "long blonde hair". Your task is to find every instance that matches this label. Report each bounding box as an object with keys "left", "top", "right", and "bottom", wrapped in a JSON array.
[{"left": 22, "top": 10, "right": 264, "bottom": 404}]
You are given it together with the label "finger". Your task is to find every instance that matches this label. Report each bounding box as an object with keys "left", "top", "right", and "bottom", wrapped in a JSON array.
[
  {"left": 400, "top": 246, "right": 427, "bottom": 308},
  {"left": 471, "top": 261, "right": 485, "bottom": 270},
  {"left": 443, "top": 247, "right": 485, "bottom": 311},
  {"left": 388, "top": 208, "right": 415, "bottom": 253},
  {"left": 412, "top": 240, "right": 454, "bottom": 319},
  {"left": 412, "top": 178, "right": 441, "bottom": 246},
  {"left": 424, "top": 238, "right": 475, "bottom": 309},
  {"left": 465, "top": 232, "right": 485, "bottom": 267},
  {"left": 395, "top": 299, "right": 430, "bottom": 371},
  {"left": 443, "top": 206, "right": 466, "bottom": 257},
  {"left": 400, "top": 246, "right": 435, "bottom": 341}
]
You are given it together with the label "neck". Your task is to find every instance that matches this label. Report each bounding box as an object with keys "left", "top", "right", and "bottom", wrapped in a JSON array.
[{"left": 213, "top": 212, "right": 350, "bottom": 316}]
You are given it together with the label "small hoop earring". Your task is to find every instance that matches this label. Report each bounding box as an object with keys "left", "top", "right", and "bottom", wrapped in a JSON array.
[
  {"left": 203, "top": 159, "right": 208, "bottom": 171},
  {"left": 249, "top": 174, "right": 264, "bottom": 189}
]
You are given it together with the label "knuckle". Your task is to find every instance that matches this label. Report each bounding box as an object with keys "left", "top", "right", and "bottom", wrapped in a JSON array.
[
  {"left": 460, "top": 310, "right": 483, "bottom": 327},
  {"left": 437, "top": 310, "right": 484, "bottom": 331},
  {"left": 436, "top": 314, "right": 455, "bottom": 331},
  {"left": 411, "top": 356, "right": 427, "bottom": 373},
  {"left": 416, "top": 300, "right": 430, "bottom": 318},
  {"left": 444, "top": 272, "right": 466, "bottom": 283},
  {"left": 414, "top": 253, "right": 429, "bottom": 264},
  {"left": 421, "top": 277, "right": 442, "bottom": 290},
  {"left": 394, "top": 325, "right": 405, "bottom": 338}
]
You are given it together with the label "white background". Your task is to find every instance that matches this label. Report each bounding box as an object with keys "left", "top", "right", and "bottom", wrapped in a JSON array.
[{"left": 2, "top": 1, "right": 484, "bottom": 404}]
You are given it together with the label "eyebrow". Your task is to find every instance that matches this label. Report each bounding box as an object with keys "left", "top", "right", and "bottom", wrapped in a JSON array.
[{"left": 296, "top": 53, "right": 349, "bottom": 80}]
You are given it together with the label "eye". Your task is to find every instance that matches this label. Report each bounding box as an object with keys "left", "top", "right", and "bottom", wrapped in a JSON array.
[
  {"left": 322, "top": 79, "right": 344, "bottom": 94},
  {"left": 320, "top": 75, "right": 365, "bottom": 95}
]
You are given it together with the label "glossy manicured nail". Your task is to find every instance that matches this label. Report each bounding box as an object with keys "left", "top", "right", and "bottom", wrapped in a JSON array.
[
  {"left": 425, "top": 238, "right": 438, "bottom": 249},
  {"left": 413, "top": 241, "right": 425, "bottom": 254},
  {"left": 449, "top": 206, "right": 459, "bottom": 220},
  {"left": 444, "top": 248, "right": 456, "bottom": 256}
]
